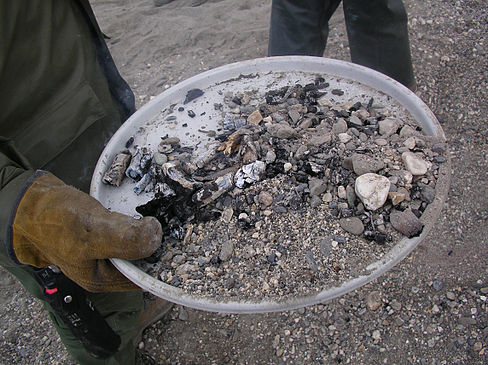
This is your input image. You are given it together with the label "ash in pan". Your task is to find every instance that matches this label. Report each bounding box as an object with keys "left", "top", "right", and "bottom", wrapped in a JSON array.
[{"left": 103, "top": 76, "right": 447, "bottom": 299}]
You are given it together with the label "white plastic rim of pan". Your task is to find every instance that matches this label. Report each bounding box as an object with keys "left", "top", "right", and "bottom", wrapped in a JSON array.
[{"left": 90, "top": 56, "right": 450, "bottom": 314}]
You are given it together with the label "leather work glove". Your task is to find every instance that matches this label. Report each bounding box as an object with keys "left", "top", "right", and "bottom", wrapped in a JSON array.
[{"left": 9, "top": 172, "right": 162, "bottom": 292}]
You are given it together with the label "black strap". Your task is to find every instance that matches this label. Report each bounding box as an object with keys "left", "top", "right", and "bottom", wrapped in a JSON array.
[{"left": 34, "top": 266, "right": 121, "bottom": 359}]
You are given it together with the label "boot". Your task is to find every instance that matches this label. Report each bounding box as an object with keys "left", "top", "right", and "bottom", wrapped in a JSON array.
[{"left": 133, "top": 296, "right": 174, "bottom": 346}]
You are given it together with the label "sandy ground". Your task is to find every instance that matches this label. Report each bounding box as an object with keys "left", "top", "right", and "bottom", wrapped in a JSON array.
[{"left": 1, "top": 0, "right": 487, "bottom": 364}]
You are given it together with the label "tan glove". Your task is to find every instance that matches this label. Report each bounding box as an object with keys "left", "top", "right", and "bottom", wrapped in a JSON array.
[{"left": 10, "top": 172, "right": 162, "bottom": 292}]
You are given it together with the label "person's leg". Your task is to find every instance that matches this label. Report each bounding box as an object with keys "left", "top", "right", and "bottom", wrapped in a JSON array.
[
  {"left": 4, "top": 265, "right": 143, "bottom": 365},
  {"left": 268, "top": 0, "right": 342, "bottom": 57},
  {"left": 342, "top": 0, "right": 416, "bottom": 89}
]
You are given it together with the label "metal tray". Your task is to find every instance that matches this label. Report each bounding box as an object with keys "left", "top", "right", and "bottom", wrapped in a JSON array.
[{"left": 90, "top": 56, "right": 450, "bottom": 313}]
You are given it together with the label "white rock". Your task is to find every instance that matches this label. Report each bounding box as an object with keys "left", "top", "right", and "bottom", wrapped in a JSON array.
[
  {"left": 355, "top": 173, "right": 391, "bottom": 211},
  {"left": 403, "top": 136, "right": 416, "bottom": 150},
  {"left": 402, "top": 152, "right": 431, "bottom": 175},
  {"left": 338, "top": 133, "right": 352, "bottom": 143}
]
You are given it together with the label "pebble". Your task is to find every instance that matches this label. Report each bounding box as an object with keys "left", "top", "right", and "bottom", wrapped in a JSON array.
[
  {"left": 152, "top": 152, "right": 168, "bottom": 165},
  {"left": 339, "top": 217, "right": 364, "bottom": 236},
  {"left": 309, "top": 178, "right": 327, "bottom": 196},
  {"left": 258, "top": 191, "right": 274, "bottom": 207},
  {"left": 288, "top": 109, "right": 301, "bottom": 124},
  {"left": 432, "top": 280, "right": 444, "bottom": 291},
  {"left": 375, "top": 138, "right": 388, "bottom": 146},
  {"left": 355, "top": 173, "right": 390, "bottom": 211},
  {"left": 351, "top": 153, "right": 385, "bottom": 175},
  {"left": 421, "top": 186, "right": 436, "bottom": 203},
  {"left": 219, "top": 240, "right": 234, "bottom": 261},
  {"left": 390, "top": 209, "right": 424, "bottom": 237},
  {"left": 388, "top": 191, "right": 406, "bottom": 205},
  {"left": 366, "top": 291, "right": 382, "bottom": 310},
  {"left": 332, "top": 119, "right": 348, "bottom": 134},
  {"left": 404, "top": 136, "right": 416, "bottom": 149},
  {"left": 446, "top": 292, "right": 456, "bottom": 300},
  {"left": 399, "top": 125, "right": 416, "bottom": 137},
  {"left": 247, "top": 110, "right": 263, "bottom": 125},
  {"left": 372, "top": 330, "right": 381, "bottom": 341},
  {"left": 178, "top": 306, "right": 189, "bottom": 321},
  {"left": 379, "top": 117, "right": 400, "bottom": 136},
  {"left": 338, "top": 133, "right": 352, "bottom": 143},
  {"left": 266, "top": 123, "right": 299, "bottom": 139},
  {"left": 402, "top": 151, "right": 431, "bottom": 175}
]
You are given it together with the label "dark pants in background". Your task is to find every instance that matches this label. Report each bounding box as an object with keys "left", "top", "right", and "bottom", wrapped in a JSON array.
[{"left": 268, "top": 0, "right": 416, "bottom": 89}]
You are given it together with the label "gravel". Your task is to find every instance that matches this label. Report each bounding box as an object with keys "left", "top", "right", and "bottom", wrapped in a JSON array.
[{"left": 1, "top": 0, "right": 487, "bottom": 364}]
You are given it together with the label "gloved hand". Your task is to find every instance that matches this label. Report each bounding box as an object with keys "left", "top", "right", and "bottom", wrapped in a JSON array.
[{"left": 10, "top": 172, "right": 162, "bottom": 292}]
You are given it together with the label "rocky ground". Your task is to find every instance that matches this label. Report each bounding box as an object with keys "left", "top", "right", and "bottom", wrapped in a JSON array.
[{"left": 1, "top": 0, "right": 487, "bottom": 364}]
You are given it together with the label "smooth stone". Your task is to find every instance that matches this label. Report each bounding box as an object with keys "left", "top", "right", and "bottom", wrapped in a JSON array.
[
  {"left": 404, "top": 136, "right": 416, "bottom": 149},
  {"left": 172, "top": 255, "right": 185, "bottom": 264},
  {"left": 319, "top": 238, "right": 332, "bottom": 256},
  {"left": 355, "top": 173, "right": 391, "bottom": 211},
  {"left": 322, "top": 192, "right": 333, "bottom": 202},
  {"left": 402, "top": 152, "right": 431, "bottom": 175},
  {"left": 400, "top": 125, "right": 416, "bottom": 137},
  {"left": 283, "top": 162, "right": 293, "bottom": 172},
  {"left": 152, "top": 152, "right": 168, "bottom": 165},
  {"left": 351, "top": 153, "right": 385, "bottom": 175},
  {"left": 178, "top": 306, "right": 189, "bottom": 321},
  {"left": 390, "top": 209, "right": 424, "bottom": 238},
  {"left": 432, "top": 143, "right": 447, "bottom": 154},
  {"left": 379, "top": 117, "right": 400, "bottom": 136},
  {"left": 346, "top": 185, "right": 356, "bottom": 207},
  {"left": 339, "top": 217, "right": 364, "bottom": 235},
  {"left": 338, "top": 133, "right": 352, "bottom": 143},
  {"left": 337, "top": 186, "right": 347, "bottom": 199},
  {"left": 375, "top": 138, "right": 388, "bottom": 146}
]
